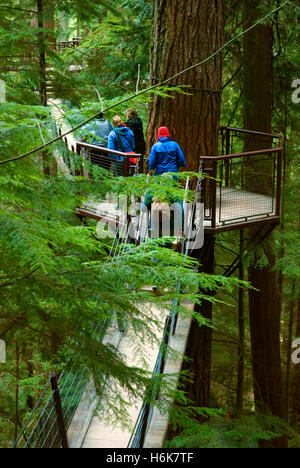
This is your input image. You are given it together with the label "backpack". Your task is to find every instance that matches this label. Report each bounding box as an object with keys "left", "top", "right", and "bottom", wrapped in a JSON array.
[{"left": 114, "top": 130, "right": 138, "bottom": 164}]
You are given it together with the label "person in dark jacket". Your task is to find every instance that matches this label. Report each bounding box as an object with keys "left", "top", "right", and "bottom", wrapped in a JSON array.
[
  {"left": 125, "top": 109, "right": 146, "bottom": 155},
  {"left": 148, "top": 127, "right": 186, "bottom": 175},
  {"left": 108, "top": 115, "right": 135, "bottom": 161},
  {"left": 80, "top": 112, "right": 113, "bottom": 148}
]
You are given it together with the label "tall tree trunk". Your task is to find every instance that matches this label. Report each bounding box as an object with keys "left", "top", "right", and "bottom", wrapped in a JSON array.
[
  {"left": 236, "top": 229, "right": 245, "bottom": 416},
  {"left": 149, "top": 1, "right": 224, "bottom": 427},
  {"left": 58, "top": 13, "right": 69, "bottom": 41},
  {"left": 14, "top": 342, "right": 20, "bottom": 442},
  {"left": 285, "top": 282, "right": 296, "bottom": 420},
  {"left": 147, "top": 0, "right": 224, "bottom": 171},
  {"left": 44, "top": 2, "right": 56, "bottom": 52},
  {"left": 181, "top": 235, "right": 216, "bottom": 411},
  {"left": 37, "top": 0, "right": 57, "bottom": 176},
  {"left": 243, "top": 0, "right": 287, "bottom": 448},
  {"left": 37, "top": 0, "right": 47, "bottom": 107}
]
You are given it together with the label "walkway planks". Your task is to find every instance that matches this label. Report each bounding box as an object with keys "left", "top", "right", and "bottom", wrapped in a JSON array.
[
  {"left": 81, "top": 304, "right": 168, "bottom": 449},
  {"left": 143, "top": 302, "right": 193, "bottom": 448},
  {"left": 211, "top": 186, "right": 275, "bottom": 227},
  {"left": 78, "top": 188, "right": 275, "bottom": 233},
  {"left": 49, "top": 98, "right": 75, "bottom": 178}
]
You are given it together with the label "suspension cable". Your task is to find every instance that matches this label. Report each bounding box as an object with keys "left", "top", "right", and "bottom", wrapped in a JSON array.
[{"left": 0, "top": 0, "right": 291, "bottom": 166}]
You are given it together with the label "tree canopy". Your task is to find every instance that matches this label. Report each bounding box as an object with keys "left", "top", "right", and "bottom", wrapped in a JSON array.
[{"left": 0, "top": 0, "right": 299, "bottom": 449}]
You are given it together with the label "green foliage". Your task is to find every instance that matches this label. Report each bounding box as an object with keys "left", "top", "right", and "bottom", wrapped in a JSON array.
[
  {"left": 165, "top": 413, "right": 291, "bottom": 449},
  {"left": 0, "top": 97, "right": 239, "bottom": 443},
  {"left": 56, "top": 0, "right": 152, "bottom": 101},
  {"left": 1, "top": 0, "right": 299, "bottom": 449}
]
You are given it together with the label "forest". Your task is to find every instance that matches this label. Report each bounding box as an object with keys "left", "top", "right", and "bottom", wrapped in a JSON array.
[{"left": 0, "top": 0, "right": 299, "bottom": 450}]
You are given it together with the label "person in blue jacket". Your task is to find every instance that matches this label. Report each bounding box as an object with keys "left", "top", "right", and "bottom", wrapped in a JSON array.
[
  {"left": 80, "top": 112, "right": 113, "bottom": 148},
  {"left": 144, "top": 127, "right": 186, "bottom": 239},
  {"left": 148, "top": 126, "right": 186, "bottom": 175},
  {"left": 108, "top": 115, "right": 135, "bottom": 161}
]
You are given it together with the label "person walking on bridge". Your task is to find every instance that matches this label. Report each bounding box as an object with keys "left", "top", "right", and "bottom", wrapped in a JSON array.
[
  {"left": 80, "top": 112, "right": 113, "bottom": 148},
  {"left": 148, "top": 126, "right": 186, "bottom": 175},
  {"left": 125, "top": 108, "right": 146, "bottom": 156},
  {"left": 108, "top": 115, "right": 135, "bottom": 161},
  {"left": 145, "top": 127, "right": 187, "bottom": 239}
]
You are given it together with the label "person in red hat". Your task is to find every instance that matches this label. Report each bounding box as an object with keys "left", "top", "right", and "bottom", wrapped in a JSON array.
[
  {"left": 148, "top": 126, "right": 186, "bottom": 175},
  {"left": 142, "top": 127, "right": 186, "bottom": 244}
]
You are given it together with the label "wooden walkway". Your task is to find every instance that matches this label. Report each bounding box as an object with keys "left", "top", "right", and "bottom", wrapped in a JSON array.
[
  {"left": 46, "top": 108, "right": 280, "bottom": 448},
  {"left": 78, "top": 301, "right": 193, "bottom": 449},
  {"left": 81, "top": 303, "right": 167, "bottom": 449},
  {"left": 78, "top": 188, "right": 275, "bottom": 235},
  {"left": 49, "top": 98, "right": 75, "bottom": 178},
  {"left": 212, "top": 186, "right": 275, "bottom": 227}
]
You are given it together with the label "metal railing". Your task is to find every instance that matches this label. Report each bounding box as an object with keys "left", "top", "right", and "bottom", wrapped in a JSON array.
[
  {"left": 12, "top": 208, "right": 136, "bottom": 449},
  {"left": 76, "top": 142, "right": 144, "bottom": 178},
  {"left": 12, "top": 320, "right": 109, "bottom": 449},
  {"left": 128, "top": 304, "right": 178, "bottom": 448},
  {"left": 58, "top": 38, "right": 81, "bottom": 53},
  {"left": 201, "top": 127, "right": 282, "bottom": 231}
]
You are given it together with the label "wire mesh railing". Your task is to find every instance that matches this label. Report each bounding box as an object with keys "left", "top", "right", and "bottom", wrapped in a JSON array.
[
  {"left": 57, "top": 38, "right": 81, "bottom": 53},
  {"left": 217, "top": 152, "right": 277, "bottom": 225},
  {"left": 12, "top": 208, "right": 136, "bottom": 450},
  {"left": 12, "top": 318, "right": 110, "bottom": 448},
  {"left": 201, "top": 127, "right": 282, "bottom": 230},
  {"left": 76, "top": 142, "right": 143, "bottom": 178}
]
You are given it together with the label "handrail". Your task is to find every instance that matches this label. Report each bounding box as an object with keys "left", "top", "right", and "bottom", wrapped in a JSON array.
[
  {"left": 199, "top": 146, "right": 282, "bottom": 161},
  {"left": 58, "top": 38, "right": 81, "bottom": 53},
  {"left": 76, "top": 141, "right": 142, "bottom": 159},
  {"left": 219, "top": 126, "right": 282, "bottom": 140}
]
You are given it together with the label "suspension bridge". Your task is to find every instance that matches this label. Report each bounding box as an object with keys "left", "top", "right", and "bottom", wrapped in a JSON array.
[
  {"left": 11, "top": 95, "right": 282, "bottom": 448},
  {"left": 4, "top": 0, "right": 291, "bottom": 447}
]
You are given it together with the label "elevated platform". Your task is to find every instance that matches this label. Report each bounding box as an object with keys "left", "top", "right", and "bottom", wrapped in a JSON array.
[
  {"left": 204, "top": 186, "right": 279, "bottom": 233},
  {"left": 74, "top": 127, "right": 282, "bottom": 235},
  {"left": 199, "top": 127, "right": 282, "bottom": 233},
  {"left": 76, "top": 185, "right": 279, "bottom": 237}
]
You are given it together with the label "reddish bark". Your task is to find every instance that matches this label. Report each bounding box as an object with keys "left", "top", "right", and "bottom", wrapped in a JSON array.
[
  {"left": 148, "top": 1, "right": 224, "bottom": 413},
  {"left": 147, "top": 0, "right": 224, "bottom": 171}
]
